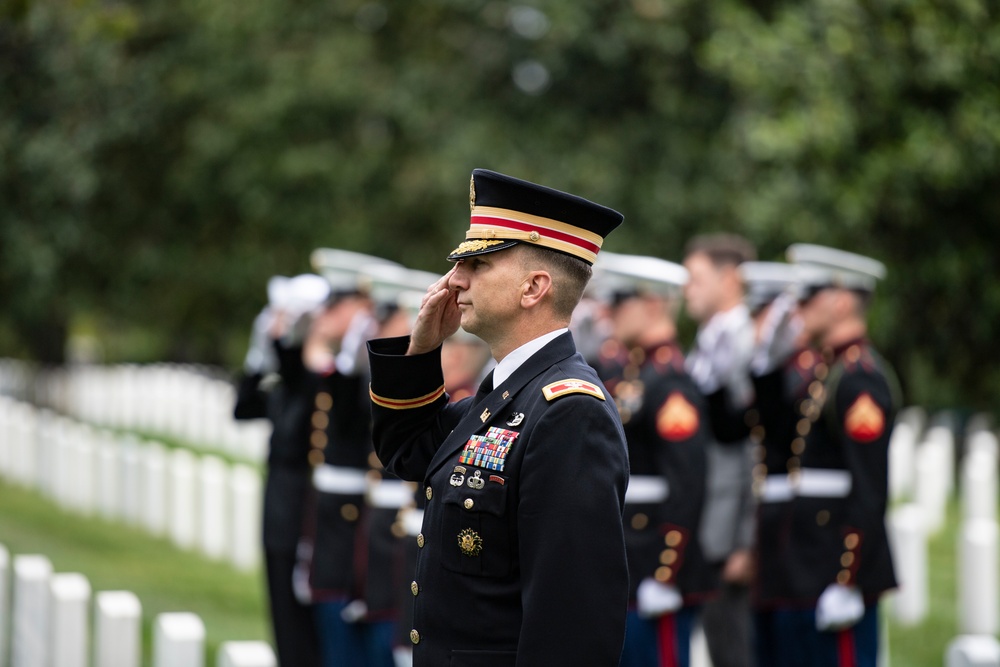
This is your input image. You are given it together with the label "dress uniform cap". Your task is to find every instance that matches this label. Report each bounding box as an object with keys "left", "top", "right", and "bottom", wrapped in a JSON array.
[
  {"left": 592, "top": 251, "right": 687, "bottom": 303},
  {"left": 787, "top": 244, "right": 886, "bottom": 292},
  {"left": 275, "top": 274, "right": 331, "bottom": 317},
  {"left": 448, "top": 168, "right": 624, "bottom": 265},
  {"left": 358, "top": 262, "right": 439, "bottom": 309},
  {"left": 740, "top": 261, "right": 801, "bottom": 313},
  {"left": 310, "top": 248, "right": 402, "bottom": 299}
]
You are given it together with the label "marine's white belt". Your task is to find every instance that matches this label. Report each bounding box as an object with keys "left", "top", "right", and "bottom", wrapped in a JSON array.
[
  {"left": 797, "top": 468, "right": 852, "bottom": 498},
  {"left": 625, "top": 475, "right": 670, "bottom": 504},
  {"left": 313, "top": 464, "right": 368, "bottom": 494},
  {"left": 367, "top": 480, "right": 414, "bottom": 508},
  {"left": 401, "top": 509, "right": 424, "bottom": 536},
  {"left": 759, "top": 475, "right": 794, "bottom": 503}
]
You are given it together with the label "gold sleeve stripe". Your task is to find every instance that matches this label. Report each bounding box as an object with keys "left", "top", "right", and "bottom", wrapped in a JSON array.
[
  {"left": 370, "top": 384, "right": 446, "bottom": 410},
  {"left": 542, "top": 379, "right": 606, "bottom": 402}
]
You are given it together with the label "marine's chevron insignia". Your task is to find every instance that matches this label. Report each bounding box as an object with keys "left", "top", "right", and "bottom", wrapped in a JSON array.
[{"left": 542, "top": 379, "right": 606, "bottom": 402}]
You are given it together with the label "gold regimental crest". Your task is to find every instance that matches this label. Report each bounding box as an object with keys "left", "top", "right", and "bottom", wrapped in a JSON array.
[
  {"left": 450, "top": 239, "right": 504, "bottom": 256},
  {"left": 457, "top": 527, "right": 483, "bottom": 557},
  {"left": 470, "top": 175, "right": 476, "bottom": 210}
]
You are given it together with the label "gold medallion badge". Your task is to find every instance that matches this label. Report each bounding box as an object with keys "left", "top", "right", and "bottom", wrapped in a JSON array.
[{"left": 457, "top": 528, "right": 483, "bottom": 556}]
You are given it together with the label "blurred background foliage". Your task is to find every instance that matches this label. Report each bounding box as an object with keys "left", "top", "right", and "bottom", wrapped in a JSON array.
[{"left": 1, "top": 0, "right": 998, "bottom": 410}]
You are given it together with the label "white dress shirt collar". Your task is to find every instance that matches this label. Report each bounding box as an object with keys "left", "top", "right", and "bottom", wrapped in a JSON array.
[{"left": 489, "top": 328, "right": 569, "bottom": 390}]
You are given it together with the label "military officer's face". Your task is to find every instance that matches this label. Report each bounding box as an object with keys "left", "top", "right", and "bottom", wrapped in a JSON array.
[{"left": 448, "top": 250, "right": 525, "bottom": 341}]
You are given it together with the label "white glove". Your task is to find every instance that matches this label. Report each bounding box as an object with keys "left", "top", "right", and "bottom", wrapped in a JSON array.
[
  {"left": 636, "top": 578, "right": 683, "bottom": 618},
  {"left": 815, "top": 583, "right": 864, "bottom": 631},
  {"left": 751, "top": 292, "right": 801, "bottom": 375},
  {"left": 340, "top": 599, "right": 368, "bottom": 623}
]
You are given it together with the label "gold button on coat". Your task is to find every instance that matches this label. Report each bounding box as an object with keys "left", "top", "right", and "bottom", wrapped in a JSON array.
[
  {"left": 425, "top": 486, "right": 433, "bottom": 501},
  {"left": 464, "top": 498, "right": 474, "bottom": 510},
  {"left": 410, "top": 581, "right": 419, "bottom": 596},
  {"left": 410, "top": 629, "right": 420, "bottom": 645},
  {"left": 417, "top": 533, "right": 425, "bottom": 548}
]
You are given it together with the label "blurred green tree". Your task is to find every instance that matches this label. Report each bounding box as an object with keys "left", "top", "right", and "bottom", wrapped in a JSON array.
[{"left": 1, "top": 0, "right": 997, "bottom": 410}]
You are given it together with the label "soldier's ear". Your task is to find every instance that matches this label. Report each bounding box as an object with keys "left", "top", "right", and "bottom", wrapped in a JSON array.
[{"left": 520, "top": 270, "right": 553, "bottom": 309}]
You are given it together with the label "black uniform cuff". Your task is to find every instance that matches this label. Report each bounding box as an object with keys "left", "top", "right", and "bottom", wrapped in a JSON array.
[{"left": 368, "top": 336, "right": 446, "bottom": 409}]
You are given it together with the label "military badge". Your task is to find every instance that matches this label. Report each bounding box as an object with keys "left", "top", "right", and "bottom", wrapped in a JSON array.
[
  {"left": 506, "top": 412, "right": 525, "bottom": 426},
  {"left": 656, "top": 392, "right": 700, "bottom": 441},
  {"left": 450, "top": 465, "right": 467, "bottom": 487},
  {"left": 458, "top": 528, "right": 483, "bottom": 556},
  {"left": 844, "top": 392, "right": 885, "bottom": 442},
  {"left": 467, "top": 469, "right": 486, "bottom": 490},
  {"left": 542, "top": 379, "right": 606, "bottom": 401},
  {"left": 458, "top": 427, "right": 519, "bottom": 471}
]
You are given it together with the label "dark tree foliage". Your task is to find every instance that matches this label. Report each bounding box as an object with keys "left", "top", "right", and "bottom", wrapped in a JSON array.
[{"left": 1, "top": 0, "right": 998, "bottom": 410}]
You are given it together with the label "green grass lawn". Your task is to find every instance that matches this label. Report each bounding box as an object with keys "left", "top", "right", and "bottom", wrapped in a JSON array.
[{"left": 0, "top": 478, "right": 270, "bottom": 666}]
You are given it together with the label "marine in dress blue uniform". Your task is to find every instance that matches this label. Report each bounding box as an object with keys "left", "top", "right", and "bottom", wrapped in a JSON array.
[
  {"left": 752, "top": 247, "right": 899, "bottom": 667},
  {"left": 300, "top": 250, "right": 401, "bottom": 667},
  {"left": 591, "top": 253, "right": 720, "bottom": 667},
  {"left": 367, "top": 169, "right": 630, "bottom": 666}
]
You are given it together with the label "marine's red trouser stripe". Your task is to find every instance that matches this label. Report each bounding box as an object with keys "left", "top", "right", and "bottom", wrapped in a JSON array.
[
  {"left": 657, "top": 613, "right": 678, "bottom": 667},
  {"left": 837, "top": 628, "right": 857, "bottom": 667}
]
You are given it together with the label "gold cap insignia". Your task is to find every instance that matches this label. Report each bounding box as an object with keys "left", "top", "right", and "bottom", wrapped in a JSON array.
[
  {"left": 470, "top": 175, "right": 476, "bottom": 211},
  {"left": 457, "top": 527, "right": 483, "bottom": 556},
  {"left": 449, "top": 239, "right": 504, "bottom": 257}
]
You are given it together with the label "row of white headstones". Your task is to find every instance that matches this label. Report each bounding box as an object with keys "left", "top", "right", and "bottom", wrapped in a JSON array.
[
  {"left": 887, "top": 407, "right": 1000, "bottom": 666},
  {"left": 0, "top": 549, "right": 275, "bottom": 667},
  {"left": 0, "top": 395, "right": 264, "bottom": 572},
  {"left": 0, "top": 360, "right": 277, "bottom": 667}
]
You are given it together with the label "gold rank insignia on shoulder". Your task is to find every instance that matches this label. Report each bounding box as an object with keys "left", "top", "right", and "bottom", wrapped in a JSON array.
[
  {"left": 450, "top": 239, "right": 505, "bottom": 257},
  {"left": 542, "top": 379, "right": 606, "bottom": 402}
]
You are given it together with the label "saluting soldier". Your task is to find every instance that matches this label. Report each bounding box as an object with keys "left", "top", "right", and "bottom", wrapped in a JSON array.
[
  {"left": 299, "top": 249, "right": 399, "bottom": 667},
  {"left": 234, "top": 273, "right": 330, "bottom": 667},
  {"left": 733, "top": 261, "right": 817, "bottom": 666},
  {"left": 366, "top": 168, "right": 630, "bottom": 666},
  {"left": 592, "top": 252, "right": 720, "bottom": 667},
  {"left": 755, "top": 245, "right": 899, "bottom": 667}
]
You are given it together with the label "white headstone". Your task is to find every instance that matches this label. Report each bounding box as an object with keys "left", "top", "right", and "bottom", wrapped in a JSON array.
[
  {"left": 968, "top": 431, "right": 1000, "bottom": 461},
  {"left": 97, "top": 435, "right": 122, "bottom": 521},
  {"left": 962, "top": 450, "right": 998, "bottom": 523},
  {"left": 927, "top": 425, "right": 957, "bottom": 497},
  {"left": 120, "top": 437, "right": 144, "bottom": 527},
  {"left": 49, "top": 573, "right": 91, "bottom": 667},
  {"left": 169, "top": 449, "right": 199, "bottom": 551},
  {"left": 916, "top": 437, "right": 951, "bottom": 534},
  {"left": 216, "top": 641, "right": 277, "bottom": 667},
  {"left": 888, "top": 503, "right": 927, "bottom": 625},
  {"left": 958, "top": 519, "right": 999, "bottom": 635},
  {"left": 946, "top": 635, "right": 1000, "bottom": 667},
  {"left": 142, "top": 443, "right": 169, "bottom": 537},
  {"left": 11, "top": 554, "right": 52, "bottom": 667},
  {"left": 889, "top": 421, "right": 918, "bottom": 502},
  {"left": 94, "top": 591, "right": 142, "bottom": 667},
  {"left": 229, "top": 465, "right": 263, "bottom": 572},
  {"left": 198, "top": 456, "right": 229, "bottom": 560},
  {"left": 153, "top": 612, "right": 204, "bottom": 667}
]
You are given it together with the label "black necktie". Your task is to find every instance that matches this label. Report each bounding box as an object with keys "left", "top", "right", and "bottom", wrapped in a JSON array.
[{"left": 473, "top": 371, "right": 494, "bottom": 406}]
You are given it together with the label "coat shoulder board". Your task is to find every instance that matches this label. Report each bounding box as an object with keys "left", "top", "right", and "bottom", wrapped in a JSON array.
[{"left": 542, "top": 379, "right": 606, "bottom": 402}]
